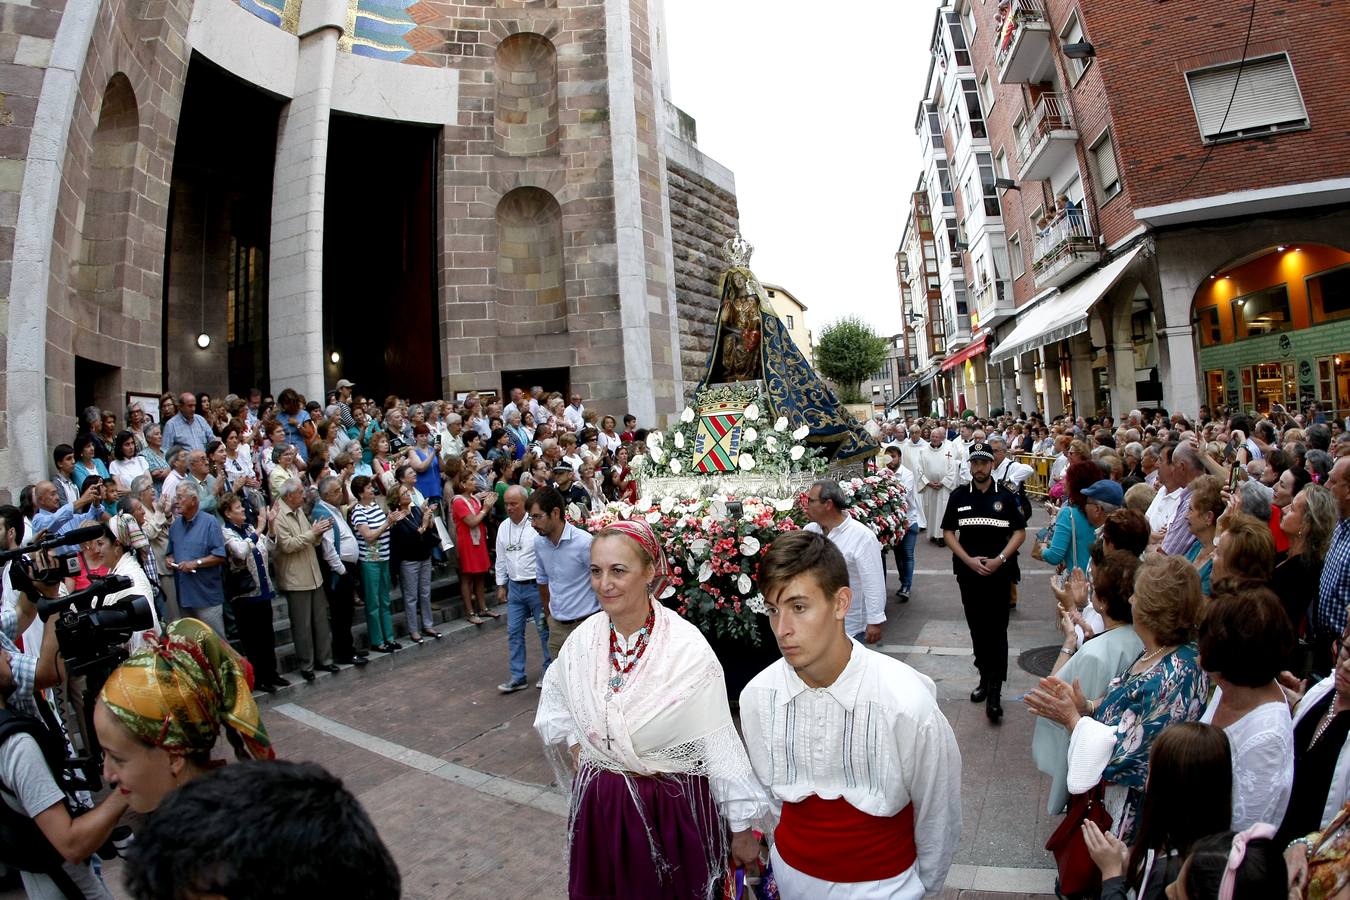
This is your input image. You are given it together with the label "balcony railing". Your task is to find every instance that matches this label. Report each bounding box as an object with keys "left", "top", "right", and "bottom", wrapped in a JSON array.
[
  {"left": 974, "top": 278, "right": 1016, "bottom": 328},
  {"left": 1015, "top": 92, "right": 1078, "bottom": 181},
  {"left": 995, "top": 0, "right": 1055, "bottom": 85},
  {"left": 1032, "top": 210, "right": 1101, "bottom": 288}
]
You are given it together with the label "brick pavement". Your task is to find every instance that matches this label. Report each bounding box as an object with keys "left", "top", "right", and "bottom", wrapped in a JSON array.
[{"left": 2, "top": 524, "right": 1070, "bottom": 899}]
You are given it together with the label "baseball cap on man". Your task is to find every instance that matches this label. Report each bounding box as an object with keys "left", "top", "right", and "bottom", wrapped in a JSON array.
[
  {"left": 967, "top": 442, "right": 994, "bottom": 462},
  {"left": 336, "top": 379, "right": 356, "bottom": 390},
  {"left": 1081, "top": 479, "right": 1124, "bottom": 508}
]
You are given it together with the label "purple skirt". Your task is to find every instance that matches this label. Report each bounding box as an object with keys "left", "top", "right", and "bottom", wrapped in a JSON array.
[{"left": 569, "top": 768, "right": 725, "bottom": 900}]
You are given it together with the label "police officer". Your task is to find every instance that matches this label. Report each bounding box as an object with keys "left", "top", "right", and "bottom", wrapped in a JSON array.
[{"left": 941, "top": 442, "right": 1026, "bottom": 723}]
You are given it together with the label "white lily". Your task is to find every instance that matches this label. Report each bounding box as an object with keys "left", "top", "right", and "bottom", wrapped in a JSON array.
[
  {"left": 739, "top": 453, "right": 756, "bottom": 471},
  {"left": 774, "top": 417, "right": 789, "bottom": 432},
  {"left": 680, "top": 406, "right": 696, "bottom": 423},
  {"left": 774, "top": 498, "right": 797, "bottom": 512},
  {"left": 659, "top": 585, "right": 677, "bottom": 600},
  {"left": 764, "top": 435, "right": 779, "bottom": 453},
  {"left": 646, "top": 431, "right": 665, "bottom": 449},
  {"left": 649, "top": 446, "right": 664, "bottom": 464},
  {"left": 698, "top": 561, "right": 713, "bottom": 583},
  {"left": 738, "top": 573, "right": 752, "bottom": 594},
  {"left": 792, "top": 425, "right": 810, "bottom": 440},
  {"left": 742, "top": 427, "right": 758, "bottom": 445},
  {"left": 739, "top": 535, "right": 761, "bottom": 556},
  {"left": 660, "top": 496, "right": 677, "bottom": 514},
  {"left": 673, "top": 432, "right": 685, "bottom": 449},
  {"left": 790, "top": 445, "right": 805, "bottom": 461},
  {"left": 645, "top": 510, "right": 662, "bottom": 524},
  {"left": 670, "top": 458, "right": 683, "bottom": 474},
  {"left": 744, "top": 403, "right": 761, "bottom": 422},
  {"left": 689, "top": 538, "right": 709, "bottom": 557}
]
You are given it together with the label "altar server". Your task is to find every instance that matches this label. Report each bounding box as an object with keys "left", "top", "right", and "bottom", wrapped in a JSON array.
[{"left": 740, "top": 530, "right": 962, "bottom": 899}]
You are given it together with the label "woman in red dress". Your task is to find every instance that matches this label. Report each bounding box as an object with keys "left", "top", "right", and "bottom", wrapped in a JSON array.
[{"left": 451, "top": 468, "right": 497, "bottom": 624}]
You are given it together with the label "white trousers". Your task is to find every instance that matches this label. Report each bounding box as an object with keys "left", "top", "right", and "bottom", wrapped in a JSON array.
[{"left": 770, "top": 844, "right": 924, "bottom": 900}]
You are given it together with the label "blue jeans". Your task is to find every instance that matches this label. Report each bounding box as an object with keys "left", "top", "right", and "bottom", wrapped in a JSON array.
[
  {"left": 507, "top": 580, "right": 551, "bottom": 684},
  {"left": 897, "top": 522, "right": 919, "bottom": 591}
]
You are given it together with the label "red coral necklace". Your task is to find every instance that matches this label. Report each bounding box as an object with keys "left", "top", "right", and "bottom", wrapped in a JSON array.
[{"left": 608, "top": 605, "right": 656, "bottom": 692}]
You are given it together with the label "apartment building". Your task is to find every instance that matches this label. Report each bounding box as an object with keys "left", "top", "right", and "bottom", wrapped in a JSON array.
[{"left": 899, "top": 0, "right": 1350, "bottom": 419}]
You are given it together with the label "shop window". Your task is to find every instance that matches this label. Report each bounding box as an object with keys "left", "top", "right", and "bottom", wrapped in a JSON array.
[
  {"left": 1309, "top": 265, "right": 1350, "bottom": 323},
  {"left": 1196, "top": 305, "right": 1222, "bottom": 347},
  {"left": 1232, "top": 284, "right": 1293, "bottom": 339}
]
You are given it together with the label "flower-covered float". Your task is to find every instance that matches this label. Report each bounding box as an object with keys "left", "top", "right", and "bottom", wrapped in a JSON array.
[{"left": 583, "top": 236, "right": 905, "bottom": 690}]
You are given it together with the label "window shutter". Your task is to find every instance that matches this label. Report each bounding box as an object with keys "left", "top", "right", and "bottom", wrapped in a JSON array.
[
  {"left": 1093, "top": 135, "right": 1119, "bottom": 190},
  {"left": 1188, "top": 55, "right": 1307, "bottom": 139}
]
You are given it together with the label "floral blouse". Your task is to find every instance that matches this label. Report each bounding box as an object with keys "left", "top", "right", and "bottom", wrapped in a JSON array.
[{"left": 1096, "top": 643, "right": 1210, "bottom": 841}]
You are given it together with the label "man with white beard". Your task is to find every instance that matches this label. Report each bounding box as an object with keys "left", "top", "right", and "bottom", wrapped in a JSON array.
[{"left": 916, "top": 426, "right": 960, "bottom": 546}]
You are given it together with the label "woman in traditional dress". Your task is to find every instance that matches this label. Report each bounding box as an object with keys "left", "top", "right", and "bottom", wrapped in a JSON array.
[
  {"left": 534, "top": 519, "right": 769, "bottom": 899},
  {"left": 93, "top": 618, "right": 274, "bottom": 814}
]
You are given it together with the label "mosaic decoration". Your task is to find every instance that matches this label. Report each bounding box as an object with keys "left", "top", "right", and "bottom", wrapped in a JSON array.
[
  {"left": 233, "top": 0, "right": 419, "bottom": 61},
  {"left": 343, "top": 0, "right": 418, "bottom": 61}
]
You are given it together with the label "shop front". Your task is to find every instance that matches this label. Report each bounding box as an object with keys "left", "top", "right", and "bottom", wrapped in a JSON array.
[{"left": 1194, "top": 243, "right": 1350, "bottom": 417}]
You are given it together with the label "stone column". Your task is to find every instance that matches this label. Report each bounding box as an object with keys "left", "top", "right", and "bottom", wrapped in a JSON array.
[
  {"left": 605, "top": 0, "right": 657, "bottom": 425},
  {"left": 973, "top": 357, "right": 990, "bottom": 416},
  {"left": 1159, "top": 325, "right": 1202, "bottom": 416},
  {"left": 266, "top": 0, "right": 345, "bottom": 402},
  {"left": 1018, "top": 353, "right": 1038, "bottom": 415},
  {"left": 1001, "top": 362, "right": 1018, "bottom": 414},
  {"left": 1040, "top": 345, "right": 1064, "bottom": 418},
  {"left": 1069, "top": 335, "right": 1095, "bottom": 419},
  {"left": 1111, "top": 343, "right": 1138, "bottom": 419}
]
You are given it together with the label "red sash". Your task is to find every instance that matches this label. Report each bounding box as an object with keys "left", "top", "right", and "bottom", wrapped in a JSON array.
[{"left": 775, "top": 796, "right": 917, "bottom": 883}]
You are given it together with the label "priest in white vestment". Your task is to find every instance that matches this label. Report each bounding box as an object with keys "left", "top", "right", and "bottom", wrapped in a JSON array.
[{"left": 916, "top": 428, "right": 960, "bottom": 544}]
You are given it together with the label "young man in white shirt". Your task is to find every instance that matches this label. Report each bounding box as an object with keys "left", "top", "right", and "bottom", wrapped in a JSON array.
[{"left": 739, "top": 531, "right": 962, "bottom": 899}]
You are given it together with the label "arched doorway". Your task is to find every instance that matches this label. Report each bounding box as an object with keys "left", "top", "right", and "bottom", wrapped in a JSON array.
[{"left": 1193, "top": 243, "right": 1350, "bottom": 417}]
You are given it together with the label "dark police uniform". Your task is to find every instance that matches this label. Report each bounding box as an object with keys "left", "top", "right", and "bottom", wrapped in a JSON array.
[{"left": 941, "top": 447, "right": 1026, "bottom": 720}]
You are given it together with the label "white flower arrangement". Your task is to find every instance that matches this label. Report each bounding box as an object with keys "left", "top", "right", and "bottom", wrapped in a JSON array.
[
  {"left": 792, "top": 425, "right": 810, "bottom": 441},
  {"left": 739, "top": 453, "right": 756, "bottom": 471},
  {"left": 790, "top": 445, "right": 805, "bottom": 461},
  {"left": 673, "top": 432, "right": 685, "bottom": 449},
  {"left": 744, "top": 403, "right": 761, "bottom": 422},
  {"left": 774, "top": 417, "right": 789, "bottom": 432},
  {"left": 670, "top": 458, "right": 683, "bottom": 474},
  {"left": 743, "top": 427, "right": 758, "bottom": 445},
  {"left": 680, "top": 406, "right": 696, "bottom": 424}
]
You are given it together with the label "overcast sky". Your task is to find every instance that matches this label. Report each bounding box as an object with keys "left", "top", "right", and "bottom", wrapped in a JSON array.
[{"left": 664, "top": 1, "right": 935, "bottom": 341}]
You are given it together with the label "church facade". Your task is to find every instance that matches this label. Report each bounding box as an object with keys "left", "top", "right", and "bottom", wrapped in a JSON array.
[{"left": 0, "top": 0, "right": 737, "bottom": 489}]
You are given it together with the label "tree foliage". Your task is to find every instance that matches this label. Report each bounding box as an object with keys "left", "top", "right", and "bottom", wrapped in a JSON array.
[{"left": 814, "top": 317, "right": 889, "bottom": 404}]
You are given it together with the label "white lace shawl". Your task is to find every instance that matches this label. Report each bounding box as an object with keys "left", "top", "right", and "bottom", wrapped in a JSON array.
[{"left": 534, "top": 600, "right": 771, "bottom": 830}]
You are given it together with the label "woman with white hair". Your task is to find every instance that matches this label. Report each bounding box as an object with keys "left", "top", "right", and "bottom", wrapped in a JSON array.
[{"left": 96, "top": 514, "right": 163, "bottom": 652}]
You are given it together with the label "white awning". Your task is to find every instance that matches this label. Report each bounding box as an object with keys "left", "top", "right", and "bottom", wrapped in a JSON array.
[{"left": 989, "top": 245, "right": 1145, "bottom": 365}]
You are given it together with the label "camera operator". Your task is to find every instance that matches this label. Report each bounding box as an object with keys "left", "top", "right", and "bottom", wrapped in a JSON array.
[
  {"left": 93, "top": 617, "right": 273, "bottom": 815},
  {"left": 0, "top": 510, "right": 65, "bottom": 719},
  {"left": 32, "top": 481, "right": 107, "bottom": 554},
  {"left": 1, "top": 505, "right": 43, "bottom": 660},
  {"left": 0, "top": 649, "right": 128, "bottom": 898}
]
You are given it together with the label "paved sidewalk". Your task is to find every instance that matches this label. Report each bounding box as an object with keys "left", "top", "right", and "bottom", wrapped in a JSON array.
[{"left": 5, "top": 525, "right": 1070, "bottom": 899}]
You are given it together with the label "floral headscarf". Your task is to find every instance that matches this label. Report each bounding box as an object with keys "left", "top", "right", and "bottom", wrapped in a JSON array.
[
  {"left": 108, "top": 512, "right": 149, "bottom": 552},
  {"left": 598, "top": 519, "right": 673, "bottom": 599},
  {"left": 99, "top": 617, "right": 273, "bottom": 761}
]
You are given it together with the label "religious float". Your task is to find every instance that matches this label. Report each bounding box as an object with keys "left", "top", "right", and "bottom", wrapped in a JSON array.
[{"left": 584, "top": 236, "right": 906, "bottom": 693}]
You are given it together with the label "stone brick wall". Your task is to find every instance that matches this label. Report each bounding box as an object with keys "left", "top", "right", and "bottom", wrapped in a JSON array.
[{"left": 666, "top": 149, "right": 739, "bottom": 401}]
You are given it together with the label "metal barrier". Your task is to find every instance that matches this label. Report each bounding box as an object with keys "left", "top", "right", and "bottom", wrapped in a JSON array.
[{"left": 1016, "top": 453, "right": 1055, "bottom": 497}]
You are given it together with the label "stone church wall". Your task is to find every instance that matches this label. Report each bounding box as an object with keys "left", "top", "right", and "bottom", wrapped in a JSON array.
[{"left": 665, "top": 132, "right": 739, "bottom": 402}]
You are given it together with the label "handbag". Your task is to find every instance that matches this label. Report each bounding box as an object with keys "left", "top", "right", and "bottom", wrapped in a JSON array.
[{"left": 1044, "top": 783, "right": 1112, "bottom": 897}]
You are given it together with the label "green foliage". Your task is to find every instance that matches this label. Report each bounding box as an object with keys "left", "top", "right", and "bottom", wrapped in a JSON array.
[{"left": 814, "top": 317, "right": 889, "bottom": 404}]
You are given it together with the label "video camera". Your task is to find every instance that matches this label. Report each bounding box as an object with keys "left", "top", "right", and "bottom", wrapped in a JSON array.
[
  {"left": 37, "top": 576, "right": 155, "bottom": 677},
  {"left": 1, "top": 524, "right": 106, "bottom": 590}
]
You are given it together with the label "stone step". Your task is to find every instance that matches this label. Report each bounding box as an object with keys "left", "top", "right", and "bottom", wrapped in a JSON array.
[{"left": 239, "top": 566, "right": 495, "bottom": 674}]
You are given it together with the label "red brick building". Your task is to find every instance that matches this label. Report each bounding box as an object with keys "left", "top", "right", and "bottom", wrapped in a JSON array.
[{"left": 903, "top": 0, "right": 1350, "bottom": 419}]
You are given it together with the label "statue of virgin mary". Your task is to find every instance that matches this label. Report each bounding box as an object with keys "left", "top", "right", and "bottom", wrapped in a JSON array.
[{"left": 700, "top": 235, "right": 878, "bottom": 465}]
